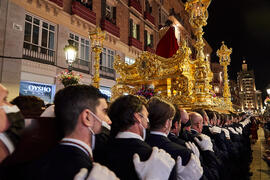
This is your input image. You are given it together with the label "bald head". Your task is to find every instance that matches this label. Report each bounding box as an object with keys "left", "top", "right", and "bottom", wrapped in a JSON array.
[
  {"left": 180, "top": 109, "right": 189, "bottom": 124},
  {"left": 189, "top": 112, "right": 203, "bottom": 133}
]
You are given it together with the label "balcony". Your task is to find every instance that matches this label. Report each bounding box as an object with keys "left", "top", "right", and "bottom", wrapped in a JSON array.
[
  {"left": 72, "top": 1, "right": 96, "bottom": 25},
  {"left": 23, "top": 42, "right": 56, "bottom": 65},
  {"left": 144, "top": 11, "right": 155, "bottom": 25},
  {"left": 48, "top": 0, "right": 63, "bottom": 7},
  {"left": 129, "top": 0, "right": 142, "bottom": 14},
  {"left": 100, "top": 19, "right": 120, "bottom": 38},
  {"left": 100, "top": 66, "right": 115, "bottom": 80},
  {"left": 145, "top": 46, "right": 155, "bottom": 53},
  {"left": 72, "top": 58, "right": 92, "bottom": 74},
  {"left": 129, "top": 37, "right": 142, "bottom": 50}
]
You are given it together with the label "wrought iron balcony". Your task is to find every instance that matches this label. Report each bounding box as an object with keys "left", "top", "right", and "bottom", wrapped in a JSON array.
[
  {"left": 129, "top": 37, "right": 142, "bottom": 50},
  {"left": 100, "top": 18, "right": 120, "bottom": 38},
  {"left": 23, "top": 42, "right": 56, "bottom": 65},
  {"left": 144, "top": 11, "right": 155, "bottom": 25},
  {"left": 129, "top": 0, "right": 142, "bottom": 14},
  {"left": 72, "top": 1, "right": 96, "bottom": 25},
  {"left": 100, "top": 66, "right": 116, "bottom": 80},
  {"left": 48, "top": 0, "right": 63, "bottom": 7},
  {"left": 72, "top": 58, "right": 92, "bottom": 74}
]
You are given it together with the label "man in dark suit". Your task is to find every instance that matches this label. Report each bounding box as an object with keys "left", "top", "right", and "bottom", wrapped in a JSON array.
[
  {"left": 146, "top": 97, "right": 203, "bottom": 180},
  {"left": 99, "top": 95, "right": 175, "bottom": 180},
  {"left": 19, "top": 85, "right": 118, "bottom": 180}
]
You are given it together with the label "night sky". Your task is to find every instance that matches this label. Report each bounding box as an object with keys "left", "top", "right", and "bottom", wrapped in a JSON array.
[{"left": 203, "top": 0, "right": 270, "bottom": 98}]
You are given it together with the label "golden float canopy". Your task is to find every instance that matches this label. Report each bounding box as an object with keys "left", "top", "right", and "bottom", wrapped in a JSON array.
[{"left": 111, "top": 0, "right": 235, "bottom": 114}]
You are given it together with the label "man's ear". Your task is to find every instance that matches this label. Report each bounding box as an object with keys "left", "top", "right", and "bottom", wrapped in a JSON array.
[
  {"left": 134, "top": 112, "right": 141, "bottom": 124},
  {"left": 174, "top": 121, "right": 179, "bottom": 129},
  {"left": 81, "top": 109, "right": 93, "bottom": 127}
]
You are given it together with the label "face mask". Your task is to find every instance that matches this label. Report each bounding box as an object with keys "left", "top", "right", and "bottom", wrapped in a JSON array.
[
  {"left": 88, "top": 111, "right": 104, "bottom": 150},
  {"left": 139, "top": 123, "right": 146, "bottom": 141},
  {"left": 88, "top": 127, "right": 96, "bottom": 150}
]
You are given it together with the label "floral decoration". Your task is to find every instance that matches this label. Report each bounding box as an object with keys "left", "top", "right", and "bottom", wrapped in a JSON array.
[
  {"left": 136, "top": 85, "right": 155, "bottom": 99},
  {"left": 57, "top": 70, "right": 82, "bottom": 87}
]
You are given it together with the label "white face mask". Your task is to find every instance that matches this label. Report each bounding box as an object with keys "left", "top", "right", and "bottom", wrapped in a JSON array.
[
  {"left": 139, "top": 123, "right": 146, "bottom": 141},
  {"left": 88, "top": 111, "right": 103, "bottom": 150},
  {"left": 138, "top": 113, "right": 149, "bottom": 141}
]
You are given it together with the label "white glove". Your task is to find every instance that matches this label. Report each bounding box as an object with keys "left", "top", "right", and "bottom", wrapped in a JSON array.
[
  {"left": 194, "top": 134, "right": 214, "bottom": 152},
  {"left": 228, "top": 127, "right": 239, "bottom": 135},
  {"left": 185, "top": 141, "right": 200, "bottom": 159},
  {"left": 133, "top": 146, "right": 175, "bottom": 180},
  {"left": 235, "top": 127, "right": 242, "bottom": 134},
  {"left": 74, "top": 163, "right": 119, "bottom": 180},
  {"left": 209, "top": 126, "right": 221, "bottom": 134},
  {"left": 177, "top": 153, "right": 203, "bottom": 180},
  {"left": 221, "top": 128, "right": 230, "bottom": 139}
]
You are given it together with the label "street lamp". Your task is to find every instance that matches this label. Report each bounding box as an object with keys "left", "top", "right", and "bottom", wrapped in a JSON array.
[
  {"left": 89, "top": 27, "right": 106, "bottom": 88},
  {"left": 64, "top": 39, "right": 77, "bottom": 72},
  {"left": 267, "top": 85, "right": 270, "bottom": 96}
]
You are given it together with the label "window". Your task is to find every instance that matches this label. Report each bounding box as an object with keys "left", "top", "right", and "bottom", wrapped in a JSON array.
[
  {"left": 144, "top": 30, "right": 153, "bottom": 48},
  {"left": 105, "top": 4, "right": 116, "bottom": 24},
  {"left": 75, "top": 0, "right": 92, "bottom": 10},
  {"left": 129, "top": 19, "right": 140, "bottom": 40},
  {"left": 69, "top": 33, "right": 91, "bottom": 65},
  {"left": 145, "top": 0, "right": 152, "bottom": 14},
  {"left": 100, "top": 47, "right": 115, "bottom": 69},
  {"left": 159, "top": 8, "right": 168, "bottom": 25},
  {"left": 125, "top": 57, "right": 135, "bottom": 65},
  {"left": 23, "top": 14, "right": 55, "bottom": 56}
]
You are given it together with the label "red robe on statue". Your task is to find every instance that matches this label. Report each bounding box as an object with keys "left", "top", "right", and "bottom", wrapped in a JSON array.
[{"left": 155, "top": 26, "right": 179, "bottom": 58}]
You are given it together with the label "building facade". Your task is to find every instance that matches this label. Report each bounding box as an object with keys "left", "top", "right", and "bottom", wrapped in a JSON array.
[
  {"left": 229, "top": 79, "right": 241, "bottom": 112},
  {"left": 237, "top": 60, "right": 263, "bottom": 115},
  {"left": 0, "top": 0, "right": 212, "bottom": 103}
]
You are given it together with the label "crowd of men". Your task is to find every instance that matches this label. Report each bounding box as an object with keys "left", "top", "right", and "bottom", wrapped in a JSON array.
[{"left": 0, "top": 83, "right": 254, "bottom": 180}]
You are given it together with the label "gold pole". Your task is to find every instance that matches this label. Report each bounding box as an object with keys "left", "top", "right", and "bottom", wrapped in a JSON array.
[
  {"left": 89, "top": 27, "right": 106, "bottom": 88},
  {"left": 217, "top": 41, "right": 233, "bottom": 107},
  {"left": 185, "top": 0, "right": 213, "bottom": 104}
]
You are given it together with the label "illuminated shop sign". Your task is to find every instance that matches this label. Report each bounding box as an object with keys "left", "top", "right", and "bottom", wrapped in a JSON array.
[
  {"left": 19, "top": 81, "right": 56, "bottom": 104},
  {"left": 99, "top": 86, "right": 111, "bottom": 98}
]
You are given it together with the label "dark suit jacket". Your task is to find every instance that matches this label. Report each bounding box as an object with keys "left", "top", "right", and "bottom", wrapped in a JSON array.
[
  {"left": 168, "top": 133, "right": 186, "bottom": 147},
  {"left": 146, "top": 133, "right": 192, "bottom": 166},
  {"left": 101, "top": 138, "right": 152, "bottom": 180},
  {"left": 20, "top": 144, "right": 93, "bottom": 180}
]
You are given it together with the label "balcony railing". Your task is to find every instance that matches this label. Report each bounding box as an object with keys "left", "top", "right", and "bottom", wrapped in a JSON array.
[
  {"left": 129, "top": 37, "right": 142, "bottom": 50},
  {"left": 144, "top": 11, "right": 155, "bottom": 25},
  {"left": 72, "top": 58, "right": 92, "bottom": 74},
  {"left": 145, "top": 46, "right": 155, "bottom": 53},
  {"left": 72, "top": 1, "right": 96, "bottom": 25},
  {"left": 129, "top": 0, "right": 142, "bottom": 14},
  {"left": 100, "top": 18, "right": 120, "bottom": 38},
  {"left": 100, "top": 66, "right": 115, "bottom": 80},
  {"left": 48, "top": 0, "right": 63, "bottom": 7},
  {"left": 23, "top": 42, "right": 56, "bottom": 65}
]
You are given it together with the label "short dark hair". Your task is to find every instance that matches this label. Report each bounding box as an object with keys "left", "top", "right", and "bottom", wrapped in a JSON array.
[
  {"left": 205, "top": 110, "right": 215, "bottom": 120},
  {"left": 54, "top": 85, "right": 105, "bottom": 136},
  {"left": 108, "top": 95, "right": 146, "bottom": 137},
  {"left": 147, "top": 97, "right": 175, "bottom": 130},
  {"left": 11, "top": 95, "right": 45, "bottom": 118},
  {"left": 172, "top": 104, "right": 180, "bottom": 129}
]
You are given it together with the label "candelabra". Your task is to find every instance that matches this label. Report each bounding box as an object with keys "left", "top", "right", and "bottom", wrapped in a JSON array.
[
  {"left": 185, "top": 0, "right": 213, "bottom": 104},
  {"left": 89, "top": 27, "right": 106, "bottom": 88},
  {"left": 217, "top": 41, "right": 233, "bottom": 106}
]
